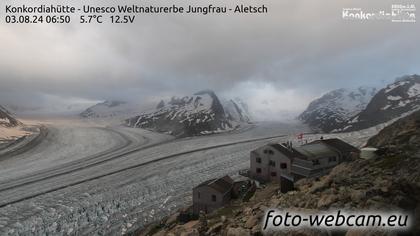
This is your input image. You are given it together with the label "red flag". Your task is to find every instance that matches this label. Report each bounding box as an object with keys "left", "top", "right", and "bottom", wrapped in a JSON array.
[{"left": 297, "top": 133, "right": 303, "bottom": 140}]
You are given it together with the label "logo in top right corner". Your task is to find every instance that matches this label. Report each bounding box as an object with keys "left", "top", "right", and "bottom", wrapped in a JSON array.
[
  {"left": 391, "top": 4, "right": 416, "bottom": 22},
  {"left": 342, "top": 4, "right": 416, "bottom": 23}
]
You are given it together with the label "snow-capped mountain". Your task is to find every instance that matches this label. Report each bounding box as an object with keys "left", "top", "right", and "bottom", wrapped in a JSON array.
[
  {"left": 0, "top": 105, "right": 20, "bottom": 127},
  {"left": 299, "top": 87, "right": 377, "bottom": 133},
  {"left": 126, "top": 90, "right": 250, "bottom": 137},
  {"left": 222, "top": 98, "right": 252, "bottom": 123},
  {"left": 341, "top": 74, "right": 420, "bottom": 132},
  {"left": 80, "top": 101, "right": 143, "bottom": 120}
]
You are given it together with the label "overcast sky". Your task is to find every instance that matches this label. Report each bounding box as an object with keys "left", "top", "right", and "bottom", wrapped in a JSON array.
[{"left": 0, "top": 0, "right": 419, "bottom": 120}]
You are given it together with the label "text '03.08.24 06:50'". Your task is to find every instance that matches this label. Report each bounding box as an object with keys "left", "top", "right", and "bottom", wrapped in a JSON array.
[{"left": 3, "top": 15, "right": 137, "bottom": 24}]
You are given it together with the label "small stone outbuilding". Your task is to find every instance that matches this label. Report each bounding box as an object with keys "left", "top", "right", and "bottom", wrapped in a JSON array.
[{"left": 192, "top": 176, "right": 234, "bottom": 215}]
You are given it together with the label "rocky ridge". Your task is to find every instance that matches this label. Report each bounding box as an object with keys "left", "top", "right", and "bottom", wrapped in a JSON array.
[
  {"left": 341, "top": 75, "right": 420, "bottom": 132},
  {"left": 0, "top": 105, "right": 20, "bottom": 127},
  {"left": 299, "top": 87, "right": 377, "bottom": 133},
  {"left": 126, "top": 90, "right": 251, "bottom": 137}
]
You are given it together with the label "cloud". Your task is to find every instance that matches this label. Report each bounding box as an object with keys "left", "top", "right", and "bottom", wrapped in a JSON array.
[
  {"left": 0, "top": 0, "right": 419, "bottom": 119},
  {"left": 225, "top": 81, "right": 315, "bottom": 121}
]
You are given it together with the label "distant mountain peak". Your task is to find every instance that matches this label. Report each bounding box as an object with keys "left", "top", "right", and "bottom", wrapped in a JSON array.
[
  {"left": 301, "top": 74, "right": 420, "bottom": 133},
  {"left": 394, "top": 74, "right": 420, "bottom": 83},
  {"left": 102, "top": 100, "right": 127, "bottom": 107},
  {"left": 299, "top": 87, "right": 377, "bottom": 132},
  {"left": 340, "top": 74, "right": 420, "bottom": 132},
  {"left": 126, "top": 90, "right": 251, "bottom": 137},
  {"left": 80, "top": 100, "right": 139, "bottom": 119}
]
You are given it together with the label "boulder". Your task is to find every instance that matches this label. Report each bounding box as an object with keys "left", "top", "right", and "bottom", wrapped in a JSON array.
[
  {"left": 317, "top": 194, "right": 338, "bottom": 208},
  {"left": 180, "top": 230, "right": 199, "bottom": 236},
  {"left": 206, "top": 222, "right": 223, "bottom": 234},
  {"left": 350, "top": 190, "right": 366, "bottom": 203},
  {"left": 244, "top": 215, "right": 259, "bottom": 229},
  {"left": 226, "top": 227, "right": 250, "bottom": 236}
]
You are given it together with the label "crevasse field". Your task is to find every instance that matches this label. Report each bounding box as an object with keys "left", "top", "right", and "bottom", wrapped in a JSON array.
[{"left": 0, "top": 120, "right": 380, "bottom": 235}]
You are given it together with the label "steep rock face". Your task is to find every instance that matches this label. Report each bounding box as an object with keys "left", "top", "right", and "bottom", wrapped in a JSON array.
[
  {"left": 342, "top": 74, "right": 420, "bottom": 132},
  {"left": 299, "top": 87, "right": 377, "bottom": 133},
  {"left": 126, "top": 90, "right": 238, "bottom": 137},
  {"left": 0, "top": 105, "right": 20, "bottom": 127},
  {"left": 222, "top": 98, "right": 252, "bottom": 123}
]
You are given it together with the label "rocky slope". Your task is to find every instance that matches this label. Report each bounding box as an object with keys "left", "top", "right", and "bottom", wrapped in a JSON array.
[
  {"left": 140, "top": 111, "right": 420, "bottom": 236},
  {"left": 341, "top": 75, "right": 420, "bottom": 132},
  {"left": 0, "top": 105, "right": 20, "bottom": 127},
  {"left": 126, "top": 90, "right": 251, "bottom": 137},
  {"left": 222, "top": 98, "right": 252, "bottom": 123},
  {"left": 367, "top": 109, "right": 420, "bottom": 149},
  {"left": 0, "top": 105, "right": 31, "bottom": 142},
  {"left": 299, "top": 87, "right": 377, "bottom": 133}
]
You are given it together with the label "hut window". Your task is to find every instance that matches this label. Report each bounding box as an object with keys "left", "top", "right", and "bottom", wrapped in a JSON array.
[
  {"left": 211, "top": 195, "right": 217, "bottom": 202},
  {"left": 280, "top": 163, "right": 287, "bottom": 169},
  {"left": 269, "top": 160, "right": 275, "bottom": 167},
  {"left": 271, "top": 172, "right": 277, "bottom": 177},
  {"left": 312, "top": 159, "right": 320, "bottom": 165},
  {"left": 264, "top": 149, "right": 274, "bottom": 155},
  {"left": 256, "top": 157, "right": 262, "bottom": 163},
  {"left": 256, "top": 168, "right": 262, "bottom": 174}
]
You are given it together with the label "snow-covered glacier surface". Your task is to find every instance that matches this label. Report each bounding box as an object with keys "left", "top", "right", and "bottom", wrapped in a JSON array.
[{"left": 0, "top": 120, "right": 375, "bottom": 235}]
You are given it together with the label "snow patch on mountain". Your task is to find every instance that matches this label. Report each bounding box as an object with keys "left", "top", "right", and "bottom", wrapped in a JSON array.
[
  {"left": 222, "top": 98, "right": 252, "bottom": 123},
  {"left": 408, "top": 83, "right": 420, "bottom": 97},
  {"left": 298, "top": 87, "right": 377, "bottom": 133},
  {"left": 340, "top": 74, "right": 420, "bottom": 132},
  {"left": 126, "top": 90, "right": 251, "bottom": 137}
]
